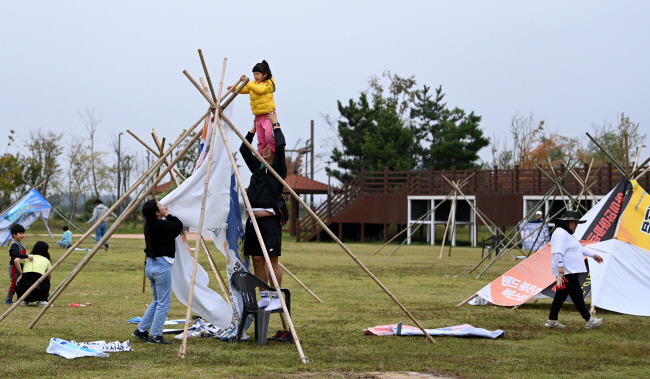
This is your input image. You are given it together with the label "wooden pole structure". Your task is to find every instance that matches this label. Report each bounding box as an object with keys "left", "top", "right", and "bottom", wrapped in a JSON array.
[
  {"left": 198, "top": 49, "right": 217, "bottom": 103},
  {"left": 585, "top": 132, "right": 626, "bottom": 175},
  {"left": 221, "top": 113, "right": 436, "bottom": 344},
  {"left": 632, "top": 157, "right": 650, "bottom": 179},
  {"left": 178, "top": 58, "right": 228, "bottom": 359},
  {"left": 127, "top": 129, "right": 187, "bottom": 181},
  {"left": 50, "top": 168, "right": 157, "bottom": 299},
  {"left": 212, "top": 117, "right": 311, "bottom": 362},
  {"left": 0, "top": 108, "right": 210, "bottom": 325},
  {"left": 150, "top": 128, "right": 230, "bottom": 305},
  {"left": 456, "top": 294, "right": 477, "bottom": 307},
  {"left": 153, "top": 129, "right": 180, "bottom": 187},
  {"left": 279, "top": 262, "right": 323, "bottom": 303},
  {"left": 26, "top": 123, "right": 207, "bottom": 329},
  {"left": 373, "top": 174, "right": 474, "bottom": 256},
  {"left": 439, "top": 188, "right": 457, "bottom": 259},
  {"left": 625, "top": 131, "right": 629, "bottom": 178}
]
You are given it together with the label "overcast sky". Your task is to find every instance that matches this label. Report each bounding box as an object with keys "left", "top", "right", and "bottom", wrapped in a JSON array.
[{"left": 2, "top": 1, "right": 649, "bottom": 187}]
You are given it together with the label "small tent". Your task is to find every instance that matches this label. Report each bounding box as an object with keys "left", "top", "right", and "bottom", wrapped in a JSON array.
[{"left": 0, "top": 189, "right": 53, "bottom": 246}]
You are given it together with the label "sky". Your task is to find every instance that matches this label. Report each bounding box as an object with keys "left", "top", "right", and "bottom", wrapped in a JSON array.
[{"left": 2, "top": 1, "right": 649, "bottom": 189}]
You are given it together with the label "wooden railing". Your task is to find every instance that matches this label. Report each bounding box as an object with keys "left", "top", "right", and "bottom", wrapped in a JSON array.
[{"left": 295, "top": 164, "right": 649, "bottom": 241}]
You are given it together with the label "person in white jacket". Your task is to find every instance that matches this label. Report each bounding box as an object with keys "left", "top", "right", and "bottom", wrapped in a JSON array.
[
  {"left": 86, "top": 199, "right": 116, "bottom": 251},
  {"left": 546, "top": 210, "right": 604, "bottom": 329}
]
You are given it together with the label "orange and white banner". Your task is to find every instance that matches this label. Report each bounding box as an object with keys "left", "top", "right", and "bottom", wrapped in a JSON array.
[
  {"left": 475, "top": 241, "right": 594, "bottom": 306},
  {"left": 615, "top": 181, "right": 650, "bottom": 250}
]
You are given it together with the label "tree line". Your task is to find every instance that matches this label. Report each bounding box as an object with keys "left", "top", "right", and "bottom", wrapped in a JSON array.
[{"left": 326, "top": 71, "right": 646, "bottom": 183}]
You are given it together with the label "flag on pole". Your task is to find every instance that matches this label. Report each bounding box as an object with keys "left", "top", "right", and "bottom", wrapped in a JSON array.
[
  {"left": 0, "top": 189, "right": 53, "bottom": 246},
  {"left": 212, "top": 174, "right": 251, "bottom": 340}
]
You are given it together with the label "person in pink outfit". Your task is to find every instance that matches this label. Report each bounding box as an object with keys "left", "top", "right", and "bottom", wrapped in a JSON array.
[{"left": 229, "top": 60, "right": 278, "bottom": 154}]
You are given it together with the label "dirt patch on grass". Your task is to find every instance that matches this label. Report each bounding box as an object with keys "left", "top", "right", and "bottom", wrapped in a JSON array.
[{"left": 286, "top": 371, "right": 455, "bottom": 379}]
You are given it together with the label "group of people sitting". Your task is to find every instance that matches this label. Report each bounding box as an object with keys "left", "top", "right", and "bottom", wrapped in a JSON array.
[{"left": 5, "top": 224, "right": 52, "bottom": 306}]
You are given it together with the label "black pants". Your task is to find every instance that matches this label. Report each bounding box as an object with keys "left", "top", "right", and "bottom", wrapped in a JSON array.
[{"left": 548, "top": 273, "right": 590, "bottom": 321}]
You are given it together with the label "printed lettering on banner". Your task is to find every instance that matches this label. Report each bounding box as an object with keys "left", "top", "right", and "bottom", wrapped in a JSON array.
[
  {"left": 501, "top": 289, "right": 527, "bottom": 301},
  {"left": 642, "top": 206, "right": 650, "bottom": 235},
  {"left": 501, "top": 276, "right": 521, "bottom": 288}
]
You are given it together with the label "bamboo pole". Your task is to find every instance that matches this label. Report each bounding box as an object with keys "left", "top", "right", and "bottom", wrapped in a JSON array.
[
  {"left": 198, "top": 49, "right": 217, "bottom": 103},
  {"left": 0, "top": 108, "right": 210, "bottom": 325},
  {"left": 634, "top": 163, "right": 650, "bottom": 181},
  {"left": 631, "top": 141, "right": 643, "bottom": 174},
  {"left": 135, "top": 127, "right": 230, "bottom": 303},
  {"left": 438, "top": 189, "right": 456, "bottom": 259},
  {"left": 179, "top": 59, "right": 228, "bottom": 359},
  {"left": 150, "top": 130, "right": 232, "bottom": 303},
  {"left": 279, "top": 263, "right": 323, "bottom": 303},
  {"left": 153, "top": 129, "right": 180, "bottom": 187},
  {"left": 27, "top": 122, "right": 207, "bottom": 329},
  {"left": 632, "top": 157, "right": 650, "bottom": 178},
  {"left": 213, "top": 116, "right": 310, "bottom": 362},
  {"left": 371, "top": 173, "right": 474, "bottom": 256},
  {"left": 50, "top": 167, "right": 158, "bottom": 299},
  {"left": 220, "top": 78, "right": 244, "bottom": 110},
  {"left": 456, "top": 294, "right": 477, "bottom": 307},
  {"left": 127, "top": 129, "right": 187, "bottom": 181},
  {"left": 183, "top": 70, "right": 218, "bottom": 108},
  {"left": 625, "top": 132, "right": 629, "bottom": 178},
  {"left": 585, "top": 132, "right": 626, "bottom": 175},
  {"left": 221, "top": 112, "right": 436, "bottom": 344}
]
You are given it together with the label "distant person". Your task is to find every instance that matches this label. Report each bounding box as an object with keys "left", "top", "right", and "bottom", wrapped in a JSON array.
[
  {"left": 531, "top": 210, "right": 544, "bottom": 223},
  {"left": 86, "top": 199, "right": 116, "bottom": 251},
  {"left": 132, "top": 200, "right": 183, "bottom": 344},
  {"left": 240, "top": 112, "right": 286, "bottom": 312},
  {"left": 5, "top": 224, "right": 33, "bottom": 305},
  {"left": 546, "top": 210, "right": 604, "bottom": 329},
  {"left": 15, "top": 241, "right": 52, "bottom": 306},
  {"left": 228, "top": 60, "right": 278, "bottom": 155},
  {"left": 56, "top": 226, "right": 73, "bottom": 248}
]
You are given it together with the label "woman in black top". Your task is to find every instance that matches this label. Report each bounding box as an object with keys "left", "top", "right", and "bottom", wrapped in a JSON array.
[
  {"left": 240, "top": 112, "right": 287, "bottom": 311},
  {"left": 132, "top": 200, "right": 183, "bottom": 344}
]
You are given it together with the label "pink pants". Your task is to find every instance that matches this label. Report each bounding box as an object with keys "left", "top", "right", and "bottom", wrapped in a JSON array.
[{"left": 255, "top": 112, "right": 276, "bottom": 153}]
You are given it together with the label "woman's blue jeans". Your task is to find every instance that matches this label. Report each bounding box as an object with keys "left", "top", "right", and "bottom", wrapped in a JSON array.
[{"left": 138, "top": 257, "right": 172, "bottom": 337}]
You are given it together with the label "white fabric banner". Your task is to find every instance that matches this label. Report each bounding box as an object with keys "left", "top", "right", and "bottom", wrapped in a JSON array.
[
  {"left": 585, "top": 239, "right": 650, "bottom": 316},
  {"left": 162, "top": 120, "right": 233, "bottom": 235},
  {"left": 170, "top": 237, "right": 233, "bottom": 329}
]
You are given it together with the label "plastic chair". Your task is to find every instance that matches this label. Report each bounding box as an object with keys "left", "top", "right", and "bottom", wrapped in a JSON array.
[
  {"left": 481, "top": 234, "right": 504, "bottom": 259},
  {"left": 231, "top": 271, "right": 291, "bottom": 346}
]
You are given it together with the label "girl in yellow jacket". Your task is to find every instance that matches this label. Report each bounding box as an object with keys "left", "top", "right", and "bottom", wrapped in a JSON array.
[{"left": 229, "top": 60, "right": 278, "bottom": 154}]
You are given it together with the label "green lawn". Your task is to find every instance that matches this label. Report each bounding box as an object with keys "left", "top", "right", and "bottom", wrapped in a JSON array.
[{"left": 1, "top": 229, "right": 649, "bottom": 378}]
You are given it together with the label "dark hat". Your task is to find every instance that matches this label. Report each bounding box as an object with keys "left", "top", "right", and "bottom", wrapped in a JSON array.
[{"left": 558, "top": 210, "right": 586, "bottom": 223}]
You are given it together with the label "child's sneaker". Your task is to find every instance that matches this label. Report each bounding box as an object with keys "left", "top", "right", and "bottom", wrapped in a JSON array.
[
  {"left": 4, "top": 299, "right": 13, "bottom": 305},
  {"left": 276, "top": 330, "right": 293, "bottom": 343},
  {"left": 585, "top": 317, "right": 604, "bottom": 329},
  {"left": 19, "top": 301, "right": 28, "bottom": 306},
  {"left": 147, "top": 335, "right": 171, "bottom": 344},
  {"left": 266, "top": 298, "right": 281, "bottom": 311},
  {"left": 37, "top": 301, "right": 48, "bottom": 307},
  {"left": 544, "top": 320, "right": 566, "bottom": 329}
]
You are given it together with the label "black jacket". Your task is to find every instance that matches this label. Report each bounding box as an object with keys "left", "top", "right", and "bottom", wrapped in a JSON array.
[
  {"left": 240, "top": 128, "right": 287, "bottom": 209},
  {"left": 146, "top": 215, "right": 183, "bottom": 258}
]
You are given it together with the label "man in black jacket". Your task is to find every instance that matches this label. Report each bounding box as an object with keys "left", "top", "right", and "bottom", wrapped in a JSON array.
[{"left": 239, "top": 113, "right": 287, "bottom": 311}]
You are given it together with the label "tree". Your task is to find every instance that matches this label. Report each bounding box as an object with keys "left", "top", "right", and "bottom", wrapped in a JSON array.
[
  {"left": 586, "top": 113, "right": 645, "bottom": 166},
  {"left": 0, "top": 153, "right": 25, "bottom": 209},
  {"left": 410, "top": 85, "right": 489, "bottom": 169},
  {"left": 367, "top": 71, "right": 418, "bottom": 121},
  {"left": 521, "top": 133, "right": 585, "bottom": 168},
  {"left": 329, "top": 93, "right": 416, "bottom": 182},
  {"left": 24, "top": 130, "right": 63, "bottom": 197},
  {"left": 510, "top": 113, "right": 544, "bottom": 166},
  {"left": 80, "top": 109, "right": 102, "bottom": 199},
  {"left": 64, "top": 137, "right": 92, "bottom": 219}
]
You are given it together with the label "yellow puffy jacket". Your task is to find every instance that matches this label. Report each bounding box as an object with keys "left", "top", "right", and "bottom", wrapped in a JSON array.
[{"left": 239, "top": 78, "right": 276, "bottom": 115}]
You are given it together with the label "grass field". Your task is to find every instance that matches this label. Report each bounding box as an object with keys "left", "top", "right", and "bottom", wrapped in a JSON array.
[{"left": 1, "top": 227, "right": 649, "bottom": 378}]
